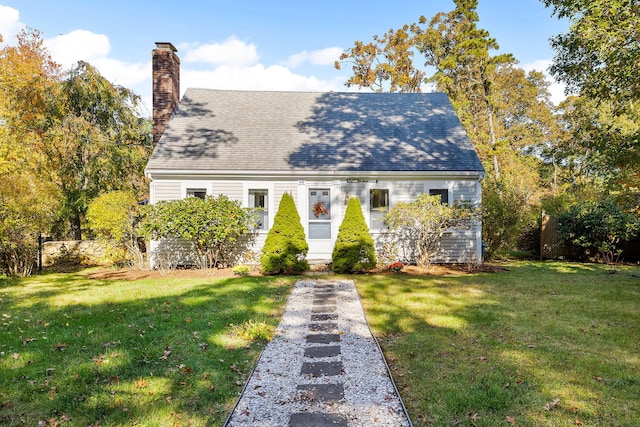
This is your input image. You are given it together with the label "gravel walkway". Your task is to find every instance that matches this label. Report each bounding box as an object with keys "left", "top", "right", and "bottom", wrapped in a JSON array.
[{"left": 225, "top": 279, "right": 412, "bottom": 427}]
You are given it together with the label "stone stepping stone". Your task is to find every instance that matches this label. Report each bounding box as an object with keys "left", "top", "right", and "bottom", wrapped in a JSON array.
[
  {"left": 289, "top": 412, "right": 347, "bottom": 427},
  {"left": 297, "top": 384, "right": 345, "bottom": 402},
  {"left": 306, "top": 333, "right": 341, "bottom": 344},
  {"left": 309, "top": 322, "right": 338, "bottom": 332},
  {"left": 310, "top": 313, "right": 338, "bottom": 321},
  {"left": 301, "top": 361, "right": 344, "bottom": 377},
  {"left": 314, "top": 290, "right": 336, "bottom": 296},
  {"left": 312, "top": 305, "right": 336, "bottom": 313},
  {"left": 304, "top": 345, "right": 341, "bottom": 358},
  {"left": 313, "top": 298, "right": 337, "bottom": 305}
]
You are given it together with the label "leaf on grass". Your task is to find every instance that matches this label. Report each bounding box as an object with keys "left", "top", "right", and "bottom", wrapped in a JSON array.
[
  {"left": 159, "top": 347, "right": 172, "bottom": 360},
  {"left": 22, "top": 337, "right": 36, "bottom": 345},
  {"left": 52, "top": 343, "right": 67, "bottom": 351},
  {"left": 544, "top": 398, "right": 560, "bottom": 411},
  {"left": 230, "top": 363, "right": 240, "bottom": 373},
  {"left": 505, "top": 415, "right": 516, "bottom": 426},
  {"left": 134, "top": 378, "right": 148, "bottom": 389},
  {"left": 575, "top": 420, "right": 583, "bottom": 425},
  {"left": 12, "top": 353, "right": 19, "bottom": 360},
  {"left": 468, "top": 412, "right": 480, "bottom": 422},
  {"left": 477, "top": 356, "right": 488, "bottom": 361}
]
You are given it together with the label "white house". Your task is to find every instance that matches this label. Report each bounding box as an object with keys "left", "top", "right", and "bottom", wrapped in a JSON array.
[{"left": 145, "top": 43, "right": 485, "bottom": 266}]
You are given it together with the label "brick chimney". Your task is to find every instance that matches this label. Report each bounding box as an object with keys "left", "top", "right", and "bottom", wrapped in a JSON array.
[{"left": 152, "top": 42, "right": 180, "bottom": 147}]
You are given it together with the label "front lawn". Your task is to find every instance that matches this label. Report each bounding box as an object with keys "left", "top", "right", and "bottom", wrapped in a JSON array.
[
  {"left": 2, "top": 261, "right": 638, "bottom": 426},
  {"left": 0, "top": 268, "right": 295, "bottom": 426},
  {"left": 356, "top": 261, "right": 640, "bottom": 426}
]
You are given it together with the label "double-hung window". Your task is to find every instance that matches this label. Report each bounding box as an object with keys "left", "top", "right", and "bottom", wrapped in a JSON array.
[
  {"left": 370, "top": 189, "right": 389, "bottom": 229},
  {"left": 249, "top": 189, "right": 268, "bottom": 230}
]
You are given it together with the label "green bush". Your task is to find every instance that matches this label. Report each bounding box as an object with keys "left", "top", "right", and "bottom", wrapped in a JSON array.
[
  {"left": 558, "top": 199, "right": 640, "bottom": 262},
  {"left": 140, "top": 195, "right": 255, "bottom": 268},
  {"left": 332, "top": 197, "right": 376, "bottom": 273},
  {"left": 260, "top": 193, "right": 309, "bottom": 275}
]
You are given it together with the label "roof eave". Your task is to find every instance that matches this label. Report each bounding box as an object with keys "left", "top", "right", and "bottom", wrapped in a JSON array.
[{"left": 145, "top": 168, "right": 485, "bottom": 180}]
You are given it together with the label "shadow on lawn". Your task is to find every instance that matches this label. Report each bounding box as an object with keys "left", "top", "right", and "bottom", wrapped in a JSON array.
[
  {"left": 0, "top": 273, "right": 293, "bottom": 426},
  {"left": 356, "top": 261, "right": 640, "bottom": 426}
]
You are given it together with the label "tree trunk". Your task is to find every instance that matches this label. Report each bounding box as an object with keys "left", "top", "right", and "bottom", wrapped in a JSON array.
[{"left": 69, "top": 214, "right": 82, "bottom": 240}]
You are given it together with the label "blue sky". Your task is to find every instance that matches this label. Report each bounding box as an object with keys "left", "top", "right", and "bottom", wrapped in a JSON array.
[{"left": 0, "top": 1, "right": 568, "bottom": 115}]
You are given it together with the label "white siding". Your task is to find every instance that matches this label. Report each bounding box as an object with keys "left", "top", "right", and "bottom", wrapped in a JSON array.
[
  {"left": 149, "top": 176, "right": 483, "bottom": 267},
  {"left": 153, "top": 181, "right": 181, "bottom": 202}
]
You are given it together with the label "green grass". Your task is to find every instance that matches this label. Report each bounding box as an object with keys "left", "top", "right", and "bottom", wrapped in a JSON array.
[
  {"left": 2, "top": 262, "right": 639, "bottom": 426},
  {"left": 0, "top": 268, "right": 295, "bottom": 426},
  {"left": 355, "top": 261, "right": 640, "bottom": 427}
]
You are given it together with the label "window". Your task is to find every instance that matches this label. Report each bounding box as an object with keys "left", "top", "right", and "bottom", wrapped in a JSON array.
[
  {"left": 308, "top": 189, "right": 331, "bottom": 239},
  {"left": 249, "top": 189, "right": 268, "bottom": 230},
  {"left": 429, "top": 189, "right": 449, "bottom": 204},
  {"left": 370, "top": 189, "right": 389, "bottom": 229},
  {"left": 186, "top": 188, "right": 206, "bottom": 199}
]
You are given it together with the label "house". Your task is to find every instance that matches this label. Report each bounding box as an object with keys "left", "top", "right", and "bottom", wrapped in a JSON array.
[{"left": 145, "top": 42, "right": 485, "bottom": 266}]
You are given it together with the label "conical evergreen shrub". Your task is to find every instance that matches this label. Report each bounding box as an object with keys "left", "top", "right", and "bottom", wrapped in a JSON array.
[
  {"left": 332, "top": 197, "right": 376, "bottom": 273},
  {"left": 260, "top": 192, "right": 309, "bottom": 275}
]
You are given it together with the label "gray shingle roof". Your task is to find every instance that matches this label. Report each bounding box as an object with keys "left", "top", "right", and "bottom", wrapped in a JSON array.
[{"left": 145, "top": 89, "right": 484, "bottom": 174}]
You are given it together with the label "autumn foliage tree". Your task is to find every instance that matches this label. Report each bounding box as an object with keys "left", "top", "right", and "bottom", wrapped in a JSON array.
[{"left": 1, "top": 28, "right": 151, "bottom": 258}]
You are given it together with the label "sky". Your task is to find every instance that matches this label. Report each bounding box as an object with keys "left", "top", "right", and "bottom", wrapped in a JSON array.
[{"left": 0, "top": 1, "right": 569, "bottom": 116}]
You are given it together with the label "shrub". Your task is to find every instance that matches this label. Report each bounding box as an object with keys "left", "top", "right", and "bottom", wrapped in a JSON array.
[
  {"left": 140, "top": 195, "right": 255, "bottom": 268},
  {"left": 0, "top": 173, "right": 57, "bottom": 277},
  {"left": 385, "top": 193, "right": 477, "bottom": 268},
  {"left": 232, "top": 265, "right": 250, "bottom": 276},
  {"left": 86, "top": 191, "right": 143, "bottom": 266},
  {"left": 558, "top": 199, "right": 640, "bottom": 262},
  {"left": 332, "top": 197, "right": 376, "bottom": 273},
  {"left": 260, "top": 193, "right": 308, "bottom": 275}
]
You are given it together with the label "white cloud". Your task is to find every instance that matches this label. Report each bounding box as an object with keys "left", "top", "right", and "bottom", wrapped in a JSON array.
[
  {"left": 183, "top": 36, "right": 259, "bottom": 67},
  {"left": 92, "top": 57, "right": 150, "bottom": 88},
  {"left": 522, "top": 59, "right": 567, "bottom": 105},
  {"left": 182, "top": 63, "right": 340, "bottom": 94},
  {"left": 45, "top": 30, "right": 111, "bottom": 70},
  {"left": 0, "top": 5, "right": 24, "bottom": 45},
  {"left": 285, "top": 47, "right": 343, "bottom": 68}
]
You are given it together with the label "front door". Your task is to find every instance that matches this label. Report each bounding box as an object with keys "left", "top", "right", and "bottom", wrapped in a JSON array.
[{"left": 307, "top": 188, "right": 333, "bottom": 259}]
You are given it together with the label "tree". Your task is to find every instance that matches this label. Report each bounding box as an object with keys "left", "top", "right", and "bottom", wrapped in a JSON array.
[
  {"left": 336, "top": 25, "right": 425, "bottom": 93},
  {"left": 0, "top": 29, "right": 61, "bottom": 276},
  {"left": 86, "top": 191, "right": 143, "bottom": 266},
  {"left": 260, "top": 193, "right": 309, "bottom": 275},
  {"left": 543, "top": 0, "right": 640, "bottom": 204},
  {"left": 558, "top": 199, "right": 640, "bottom": 262},
  {"left": 331, "top": 197, "right": 376, "bottom": 273},
  {"left": 384, "top": 194, "right": 477, "bottom": 268},
  {"left": 542, "top": 0, "right": 640, "bottom": 107},
  {"left": 140, "top": 195, "right": 255, "bottom": 269},
  {"left": 1, "top": 30, "right": 152, "bottom": 241},
  {"left": 45, "top": 61, "right": 152, "bottom": 239},
  {"left": 0, "top": 29, "right": 60, "bottom": 175}
]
